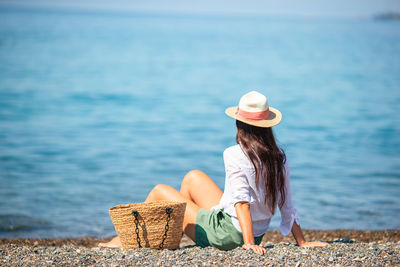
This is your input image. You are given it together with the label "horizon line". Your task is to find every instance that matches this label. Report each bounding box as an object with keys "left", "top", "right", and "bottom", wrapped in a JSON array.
[{"left": 0, "top": 4, "right": 387, "bottom": 21}]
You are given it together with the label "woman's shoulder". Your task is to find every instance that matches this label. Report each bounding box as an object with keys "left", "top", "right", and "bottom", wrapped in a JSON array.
[
  {"left": 223, "top": 144, "right": 241, "bottom": 154},
  {"left": 223, "top": 144, "right": 251, "bottom": 166},
  {"left": 223, "top": 144, "right": 244, "bottom": 158}
]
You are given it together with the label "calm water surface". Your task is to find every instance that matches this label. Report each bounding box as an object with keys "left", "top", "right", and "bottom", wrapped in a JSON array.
[{"left": 0, "top": 8, "right": 399, "bottom": 237}]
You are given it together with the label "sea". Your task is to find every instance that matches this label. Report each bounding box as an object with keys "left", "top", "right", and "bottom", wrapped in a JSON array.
[{"left": 0, "top": 7, "right": 399, "bottom": 238}]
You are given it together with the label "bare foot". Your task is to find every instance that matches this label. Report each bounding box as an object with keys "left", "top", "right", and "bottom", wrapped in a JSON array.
[{"left": 98, "top": 236, "right": 122, "bottom": 248}]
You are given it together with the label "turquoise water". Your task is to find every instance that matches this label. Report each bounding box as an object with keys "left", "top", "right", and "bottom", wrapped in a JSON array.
[{"left": 0, "top": 8, "right": 399, "bottom": 238}]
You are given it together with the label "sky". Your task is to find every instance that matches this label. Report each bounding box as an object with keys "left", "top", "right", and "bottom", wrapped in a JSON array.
[{"left": 0, "top": 0, "right": 400, "bottom": 18}]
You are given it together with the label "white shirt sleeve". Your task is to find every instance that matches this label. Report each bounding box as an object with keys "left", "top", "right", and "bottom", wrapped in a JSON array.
[
  {"left": 224, "top": 149, "right": 252, "bottom": 205},
  {"left": 279, "top": 160, "right": 300, "bottom": 236}
]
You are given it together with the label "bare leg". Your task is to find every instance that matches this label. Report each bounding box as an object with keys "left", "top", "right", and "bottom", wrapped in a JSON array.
[
  {"left": 180, "top": 170, "right": 223, "bottom": 210},
  {"left": 99, "top": 184, "right": 199, "bottom": 248}
]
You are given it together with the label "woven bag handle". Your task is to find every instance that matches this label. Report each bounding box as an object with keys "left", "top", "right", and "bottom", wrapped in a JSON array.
[{"left": 131, "top": 207, "right": 173, "bottom": 249}]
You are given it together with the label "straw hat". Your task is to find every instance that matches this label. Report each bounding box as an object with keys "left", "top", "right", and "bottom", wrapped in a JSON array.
[{"left": 225, "top": 91, "right": 282, "bottom": 128}]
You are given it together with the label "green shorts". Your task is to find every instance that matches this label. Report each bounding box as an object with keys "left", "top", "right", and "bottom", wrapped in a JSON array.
[{"left": 195, "top": 208, "right": 264, "bottom": 251}]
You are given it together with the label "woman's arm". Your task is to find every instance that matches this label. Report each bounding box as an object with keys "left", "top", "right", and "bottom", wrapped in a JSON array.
[
  {"left": 291, "top": 220, "right": 328, "bottom": 247},
  {"left": 235, "top": 202, "right": 266, "bottom": 255},
  {"left": 280, "top": 161, "right": 328, "bottom": 247},
  {"left": 291, "top": 220, "right": 306, "bottom": 246}
]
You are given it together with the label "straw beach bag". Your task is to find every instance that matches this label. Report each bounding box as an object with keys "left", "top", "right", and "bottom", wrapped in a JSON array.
[{"left": 109, "top": 200, "right": 186, "bottom": 250}]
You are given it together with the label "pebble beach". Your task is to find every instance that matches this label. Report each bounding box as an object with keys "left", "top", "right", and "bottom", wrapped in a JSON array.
[{"left": 1, "top": 230, "right": 399, "bottom": 266}]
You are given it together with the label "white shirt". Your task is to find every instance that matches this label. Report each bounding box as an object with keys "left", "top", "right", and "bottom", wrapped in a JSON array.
[{"left": 211, "top": 144, "right": 300, "bottom": 237}]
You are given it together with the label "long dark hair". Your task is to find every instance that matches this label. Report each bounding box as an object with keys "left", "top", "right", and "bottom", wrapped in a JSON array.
[{"left": 235, "top": 120, "right": 286, "bottom": 214}]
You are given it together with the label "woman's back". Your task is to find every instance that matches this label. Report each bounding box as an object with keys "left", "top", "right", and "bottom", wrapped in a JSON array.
[{"left": 212, "top": 144, "right": 296, "bottom": 237}]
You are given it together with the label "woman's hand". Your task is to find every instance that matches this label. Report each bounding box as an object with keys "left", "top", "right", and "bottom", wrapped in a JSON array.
[
  {"left": 291, "top": 221, "right": 329, "bottom": 247},
  {"left": 242, "top": 244, "right": 266, "bottom": 255},
  {"left": 299, "top": 241, "right": 329, "bottom": 247}
]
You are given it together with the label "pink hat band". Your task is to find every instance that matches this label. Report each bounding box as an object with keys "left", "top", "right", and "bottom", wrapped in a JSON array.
[{"left": 236, "top": 107, "right": 270, "bottom": 121}]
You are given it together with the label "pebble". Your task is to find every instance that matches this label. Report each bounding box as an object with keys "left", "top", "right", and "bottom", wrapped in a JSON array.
[{"left": 0, "top": 241, "right": 399, "bottom": 266}]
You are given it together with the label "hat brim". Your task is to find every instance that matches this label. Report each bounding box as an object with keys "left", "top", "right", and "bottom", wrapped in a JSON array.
[{"left": 225, "top": 106, "right": 282, "bottom": 128}]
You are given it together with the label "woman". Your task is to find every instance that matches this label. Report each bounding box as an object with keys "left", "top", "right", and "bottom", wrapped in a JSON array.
[{"left": 100, "top": 91, "right": 328, "bottom": 255}]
